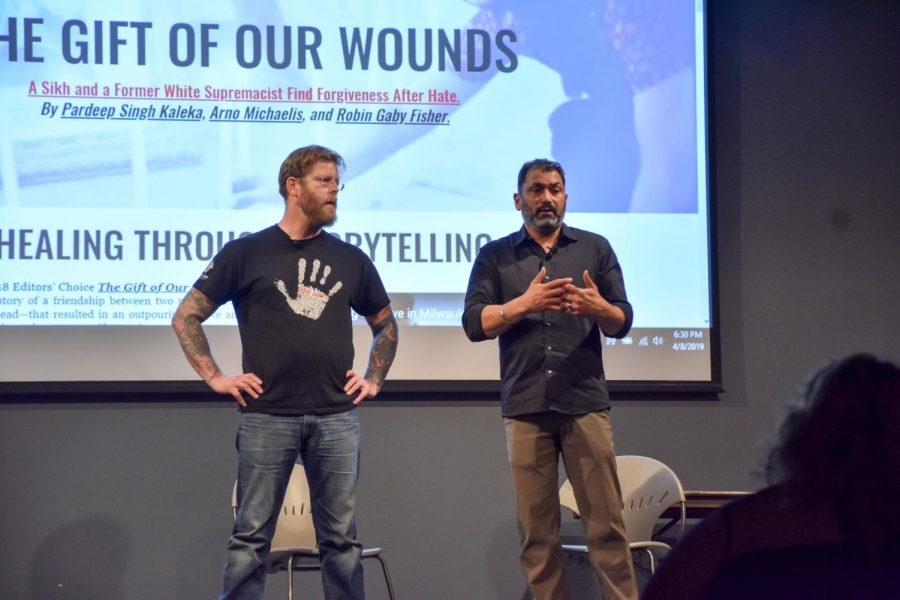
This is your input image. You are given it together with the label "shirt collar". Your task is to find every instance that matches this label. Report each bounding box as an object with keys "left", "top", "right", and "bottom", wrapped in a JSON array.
[{"left": 513, "top": 223, "right": 579, "bottom": 247}]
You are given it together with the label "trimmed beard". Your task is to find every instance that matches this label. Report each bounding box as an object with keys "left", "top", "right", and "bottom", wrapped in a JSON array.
[
  {"left": 523, "top": 205, "right": 563, "bottom": 234},
  {"left": 312, "top": 206, "right": 337, "bottom": 228},
  {"left": 301, "top": 197, "right": 337, "bottom": 229}
]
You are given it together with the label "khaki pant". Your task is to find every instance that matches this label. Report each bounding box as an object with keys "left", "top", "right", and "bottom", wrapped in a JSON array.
[{"left": 505, "top": 410, "right": 637, "bottom": 600}]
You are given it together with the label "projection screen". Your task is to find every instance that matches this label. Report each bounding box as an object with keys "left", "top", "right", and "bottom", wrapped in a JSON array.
[{"left": 0, "top": 0, "right": 718, "bottom": 392}]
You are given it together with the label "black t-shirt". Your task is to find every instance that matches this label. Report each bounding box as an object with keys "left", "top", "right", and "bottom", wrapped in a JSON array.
[{"left": 194, "top": 225, "right": 390, "bottom": 414}]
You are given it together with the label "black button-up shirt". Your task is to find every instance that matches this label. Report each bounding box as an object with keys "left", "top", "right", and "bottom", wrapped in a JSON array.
[{"left": 462, "top": 224, "right": 633, "bottom": 417}]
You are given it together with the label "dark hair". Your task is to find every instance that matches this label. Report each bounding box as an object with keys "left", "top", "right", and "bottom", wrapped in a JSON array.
[
  {"left": 517, "top": 158, "right": 565, "bottom": 193},
  {"left": 278, "top": 145, "right": 345, "bottom": 199},
  {"left": 766, "top": 353, "right": 900, "bottom": 553}
]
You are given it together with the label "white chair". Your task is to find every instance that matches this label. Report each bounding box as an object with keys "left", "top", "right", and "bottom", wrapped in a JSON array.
[
  {"left": 232, "top": 463, "right": 396, "bottom": 600},
  {"left": 559, "top": 454, "right": 686, "bottom": 573}
]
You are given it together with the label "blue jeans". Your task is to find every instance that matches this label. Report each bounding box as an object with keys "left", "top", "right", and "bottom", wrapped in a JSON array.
[{"left": 220, "top": 409, "right": 364, "bottom": 600}]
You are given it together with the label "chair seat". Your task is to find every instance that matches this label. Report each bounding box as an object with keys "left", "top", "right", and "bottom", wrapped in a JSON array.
[
  {"left": 268, "top": 549, "right": 318, "bottom": 573},
  {"left": 268, "top": 546, "right": 386, "bottom": 568},
  {"left": 561, "top": 540, "right": 673, "bottom": 554}
]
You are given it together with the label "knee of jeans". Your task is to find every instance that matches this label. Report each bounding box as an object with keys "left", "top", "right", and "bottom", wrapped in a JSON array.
[
  {"left": 312, "top": 503, "right": 358, "bottom": 541},
  {"left": 316, "top": 513, "right": 357, "bottom": 541},
  {"left": 228, "top": 526, "right": 272, "bottom": 557},
  {"left": 233, "top": 503, "right": 280, "bottom": 541}
]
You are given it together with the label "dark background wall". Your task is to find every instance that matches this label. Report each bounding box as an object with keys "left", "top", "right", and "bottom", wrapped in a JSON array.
[{"left": 2, "top": 2, "right": 898, "bottom": 598}]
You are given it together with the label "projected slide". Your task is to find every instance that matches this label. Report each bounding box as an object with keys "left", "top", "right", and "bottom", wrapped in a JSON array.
[{"left": 0, "top": 0, "right": 714, "bottom": 385}]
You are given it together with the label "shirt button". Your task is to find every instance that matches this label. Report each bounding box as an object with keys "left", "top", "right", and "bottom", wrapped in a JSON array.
[
  {"left": 546, "top": 346, "right": 552, "bottom": 351},
  {"left": 547, "top": 369, "right": 554, "bottom": 375},
  {"left": 544, "top": 321, "right": 551, "bottom": 327}
]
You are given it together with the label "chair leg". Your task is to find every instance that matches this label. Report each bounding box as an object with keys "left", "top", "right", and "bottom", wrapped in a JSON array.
[
  {"left": 374, "top": 555, "right": 397, "bottom": 600},
  {"left": 645, "top": 548, "right": 657, "bottom": 574},
  {"left": 287, "top": 555, "right": 295, "bottom": 600}
]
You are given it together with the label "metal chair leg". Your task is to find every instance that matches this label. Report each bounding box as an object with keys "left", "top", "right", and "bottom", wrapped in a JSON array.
[
  {"left": 645, "top": 548, "right": 657, "bottom": 573},
  {"left": 373, "top": 555, "right": 397, "bottom": 600},
  {"left": 280, "top": 552, "right": 395, "bottom": 599},
  {"left": 287, "top": 555, "right": 295, "bottom": 600}
]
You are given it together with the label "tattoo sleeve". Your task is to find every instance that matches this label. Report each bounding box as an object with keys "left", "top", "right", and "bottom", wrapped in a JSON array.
[
  {"left": 171, "top": 287, "right": 222, "bottom": 382},
  {"left": 364, "top": 308, "right": 398, "bottom": 388}
]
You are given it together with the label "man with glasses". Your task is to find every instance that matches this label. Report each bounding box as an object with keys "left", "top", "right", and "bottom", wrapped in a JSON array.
[
  {"left": 172, "top": 145, "right": 398, "bottom": 600},
  {"left": 462, "top": 158, "right": 637, "bottom": 599}
]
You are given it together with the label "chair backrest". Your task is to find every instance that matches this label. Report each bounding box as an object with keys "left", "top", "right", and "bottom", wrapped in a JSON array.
[
  {"left": 559, "top": 455, "right": 686, "bottom": 544},
  {"left": 231, "top": 463, "right": 317, "bottom": 550}
]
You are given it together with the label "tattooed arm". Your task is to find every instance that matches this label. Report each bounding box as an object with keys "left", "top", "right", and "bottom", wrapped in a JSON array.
[
  {"left": 344, "top": 305, "right": 399, "bottom": 405},
  {"left": 171, "top": 287, "right": 262, "bottom": 407}
]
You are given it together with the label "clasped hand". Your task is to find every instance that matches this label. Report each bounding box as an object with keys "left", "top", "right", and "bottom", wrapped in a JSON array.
[{"left": 523, "top": 267, "right": 606, "bottom": 317}]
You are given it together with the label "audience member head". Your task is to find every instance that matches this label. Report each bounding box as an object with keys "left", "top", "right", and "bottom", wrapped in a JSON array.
[{"left": 765, "top": 353, "right": 900, "bottom": 554}]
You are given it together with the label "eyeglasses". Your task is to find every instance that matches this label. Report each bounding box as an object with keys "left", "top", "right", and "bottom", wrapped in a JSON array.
[{"left": 311, "top": 176, "right": 344, "bottom": 191}]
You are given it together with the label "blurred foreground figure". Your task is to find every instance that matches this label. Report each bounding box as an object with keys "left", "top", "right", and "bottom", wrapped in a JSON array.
[{"left": 643, "top": 353, "right": 900, "bottom": 600}]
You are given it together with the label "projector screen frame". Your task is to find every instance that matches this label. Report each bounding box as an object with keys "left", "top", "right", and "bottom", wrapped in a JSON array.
[{"left": 0, "top": 0, "right": 723, "bottom": 398}]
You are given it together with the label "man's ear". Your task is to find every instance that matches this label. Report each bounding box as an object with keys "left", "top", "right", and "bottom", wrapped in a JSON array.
[
  {"left": 513, "top": 192, "right": 522, "bottom": 211},
  {"left": 286, "top": 176, "right": 301, "bottom": 197}
]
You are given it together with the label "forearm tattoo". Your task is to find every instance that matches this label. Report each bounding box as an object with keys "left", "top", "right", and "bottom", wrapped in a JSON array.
[
  {"left": 364, "top": 312, "right": 398, "bottom": 387},
  {"left": 172, "top": 288, "right": 221, "bottom": 381}
]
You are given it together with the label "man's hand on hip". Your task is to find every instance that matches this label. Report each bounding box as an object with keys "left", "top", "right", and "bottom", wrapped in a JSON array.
[{"left": 207, "top": 372, "right": 263, "bottom": 407}]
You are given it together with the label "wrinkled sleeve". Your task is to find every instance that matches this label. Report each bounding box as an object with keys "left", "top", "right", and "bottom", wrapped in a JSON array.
[
  {"left": 597, "top": 242, "right": 633, "bottom": 338},
  {"left": 350, "top": 250, "right": 391, "bottom": 318},
  {"left": 462, "top": 250, "right": 498, "bottom": 342},
  {"left": 192, "top": 240, "right": 241, "bottom": 307}
]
